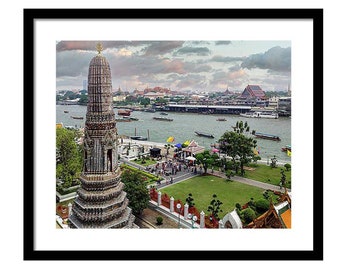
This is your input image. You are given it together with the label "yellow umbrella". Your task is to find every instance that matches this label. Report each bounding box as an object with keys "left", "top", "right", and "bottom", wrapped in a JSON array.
[{"left": 166, "top": 136, "right": 175, "bottom": 143}]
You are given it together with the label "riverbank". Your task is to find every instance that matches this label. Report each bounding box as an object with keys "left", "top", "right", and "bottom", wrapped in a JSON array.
[{"left": 120, "top": 138, "right": 290, "bottom": 165}]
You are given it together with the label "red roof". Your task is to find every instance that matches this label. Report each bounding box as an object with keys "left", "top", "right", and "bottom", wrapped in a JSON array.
[{"left": 241, "top": 85, "right": 266, "bottom": 98}]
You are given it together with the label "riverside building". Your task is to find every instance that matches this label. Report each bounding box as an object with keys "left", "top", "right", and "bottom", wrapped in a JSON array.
[{"left": 68, "top": 43, "right": 138, "bottom": 228}]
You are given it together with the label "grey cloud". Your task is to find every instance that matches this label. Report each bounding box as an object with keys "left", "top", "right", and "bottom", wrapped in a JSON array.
[
  {"left": 56, "top": 51, "right": 93, "bottom": 77},
  {"left": 228, "top": 64, "right": 242, "bottom": 72},
  {"left": 241, "top": 46, "right": 291, "bottom": 72},
  {"left": 56, "top": 41, "right": 152, "bottom": 52},
  {"left": 142, "top": 41, "right": 185, "bottom": 56},
  {"left": 211, "top": 55, "right": 244, "bottom": 63},
  {"left": 215, "top": 41, "right": 232, "bottom": 45},
  {"left": 174, "top": 47, "right": 211, "bottom": 56}
]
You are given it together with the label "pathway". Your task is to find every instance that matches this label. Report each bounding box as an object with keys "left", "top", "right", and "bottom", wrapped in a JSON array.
[{"left": 122, "top": 156, "right": 290, "bottom": 193}]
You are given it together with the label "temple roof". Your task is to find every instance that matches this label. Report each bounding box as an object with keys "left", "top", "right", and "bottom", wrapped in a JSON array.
[{"left": 241, "top": 84, "right": 266, "bottom": 98}]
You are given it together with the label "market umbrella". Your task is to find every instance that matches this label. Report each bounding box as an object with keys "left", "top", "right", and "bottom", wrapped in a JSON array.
[
  {"left": 166, "top": 136, "right": 175, "bottom": 143},
  {"left": 185, "top": 156, "right": 196, "bottom": 161}
]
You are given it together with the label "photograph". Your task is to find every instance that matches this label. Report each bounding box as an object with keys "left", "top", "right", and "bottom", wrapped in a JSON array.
[
  {"left": 55, "top": 39, "right": 292, "bottom": 231},
  {"left": 23, "top": 8, "right": 322, "bottom": 261}
]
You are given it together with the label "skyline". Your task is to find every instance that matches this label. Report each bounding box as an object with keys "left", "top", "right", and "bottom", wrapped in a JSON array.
[{"left": 56, "top": 40, "right": 291, "bottom": 93}]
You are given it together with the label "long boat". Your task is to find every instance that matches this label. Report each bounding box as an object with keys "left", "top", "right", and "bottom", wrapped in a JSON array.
[
  {"left": 281, "top": 145, "right": 291, "bottom": 152},
  {"left": 116, "top": 118, "right": 131, "bottom": 122},
  {"left": 130, "top": 136, "right": 148, "bottom": 141},
  {"left": 123, "top": 116, "right": 139, "bottom": 121},
  {"left": 153, "top": 117, "right": 173, "bottom": 121},
  {"left": 194, "top": 131, "right": 214, "bottom": 138},
  {"left": 253, "top": 132, "right": 281, "bottom": 141},
  {"left": 216, "top": 117, "right": 227, "bottom": 121},
  {"left": 71, "top": 116, "right": 84, "bottom": 120}
]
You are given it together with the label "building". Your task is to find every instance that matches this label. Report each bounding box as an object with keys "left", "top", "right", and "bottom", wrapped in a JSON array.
[
  {"left": 68, "top": 43, "right": 138, "bottom": 229},
  {"left": 239, "top": 85, "right": 268, "bottom": 107},
  {"left": 277, "top": 96, "right": 291, "bottom": 116}
]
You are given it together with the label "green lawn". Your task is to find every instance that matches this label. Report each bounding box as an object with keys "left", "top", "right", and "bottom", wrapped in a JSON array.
[
  {"left": 132, "top": 158, "right": 157, "bottom": 167},
  {"left": 244, "top": 163, "right": 291, "bottom": 188},
  {"left": 160, "top": 175, "right": 267, "bottom": 215}
]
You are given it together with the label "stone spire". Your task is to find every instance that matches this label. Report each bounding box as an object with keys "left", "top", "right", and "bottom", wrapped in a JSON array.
[{"left": 68, "top": 44, "right": 138, "bottom": 228}]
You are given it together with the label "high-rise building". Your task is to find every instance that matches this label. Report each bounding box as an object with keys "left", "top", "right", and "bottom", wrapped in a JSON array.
[
  {"left": 68, "top": 43, "right": 138, "bottom": 228},
  {"left": 83, "top": 79, "right": 87, "bottom": 91}
]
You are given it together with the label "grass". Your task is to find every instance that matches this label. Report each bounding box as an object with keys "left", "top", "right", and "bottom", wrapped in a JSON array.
[
  {"left": 132, "top": 158, "right": 157, "bottom": 167},
  {"left": 160, "top": 175, "right": 267, "bottom": 215},
  {"left": 120, "top": 164, "right": 163, "bottom": 184},
  {"left": 244, "top": 163, "right": 291, "bottom": 188}
]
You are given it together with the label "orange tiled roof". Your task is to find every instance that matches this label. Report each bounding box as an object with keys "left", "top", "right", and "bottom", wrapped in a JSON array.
[{"left": 280, "top": 208, "right": 291, "bottom": 228}]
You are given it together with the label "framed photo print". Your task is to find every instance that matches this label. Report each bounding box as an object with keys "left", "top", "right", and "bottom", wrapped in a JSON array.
[{"left": 24, "top": 8, "right": 323, "bottom": 260}]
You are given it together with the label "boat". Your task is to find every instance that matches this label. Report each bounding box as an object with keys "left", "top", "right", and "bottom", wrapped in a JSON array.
[
  {"left": 239, "top": 111, "right": 279, "bottom": 119},
  {"left": 144, "top": 108, "right": 156, "bottom": 113},
  {"left": 194, "top": 131, "right": 214, "bottom": 138},
  {"left": 116, "top": 118, "right": 132, "bottom": 122},
  {"left": 64, "top": 110, "right": 69, "bottom": 113},
  {"left": 153, "top": 117, "right": 173, "bottom": 121},
  {"left": 216, "top": 117, "right": 227, "bottom": 121},
  {"left": 253, "top": 132, "right": 281, "bottom": 141},
  {"left": 123, "top": 116, "right": 139, "bottom": 121},
  {"left": 130, "top": 136, "right": 148, "bottom": 141},
  {"left": 71, "top": 116, "right": 84, "bottom": 120},
  {"left": 117, "top": 109, "right": 131, "bottom": 116},
  {"left": 281, "top": 145, "right": 291, "bottom": 152},
  {"left": 160, "top": 112, "right": 168, "bottom": 115}
]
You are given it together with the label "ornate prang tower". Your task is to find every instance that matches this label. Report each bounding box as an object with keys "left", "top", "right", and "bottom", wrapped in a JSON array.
[{"left": 69, "top": 43, "right": 138, "bottom": 228}]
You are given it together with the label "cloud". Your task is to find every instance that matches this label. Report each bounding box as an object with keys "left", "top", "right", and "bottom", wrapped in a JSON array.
[
  {"left": 141, "top": 41, "right": 185, "bottom": 56},
  {"left": 174, "top": 46, "right": 211, "bottom": 56},
  {"left": 211, "top": 55, "right": 245, "bottom": 63},
  {"left": 215, "top": 41, "right": 232, "bottom": 45},
  {"left": 56, "top": 50, "right": 93, "bottom": 77},
  {"left": 241, "top": 46, "right": 291, "bottom": 72},
  {"left": 56, "top": 41, "right": 149, "bottom": 52}
]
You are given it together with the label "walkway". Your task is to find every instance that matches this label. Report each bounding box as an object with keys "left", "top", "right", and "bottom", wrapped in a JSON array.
[
  {"left": 122, "top": 157, "right": 290, "bottom": 193},
  {"left": 210, "top": 170, "right": 291, "bottom": 193}
]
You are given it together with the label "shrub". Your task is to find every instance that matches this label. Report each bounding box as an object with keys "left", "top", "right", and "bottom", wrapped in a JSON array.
[
  {"left": 156, "top": 216, "right": 163, "bottom": 225},
  {"left": 242, "top": 208, "right": 256, "bottom": 224},
  {"left": 284, "top": 163, "right": 291, "bottom": 171},
  {"left": 235, "top": 203, "right": 241, "bottom": 210},
  {"left": 255, "top": 198, "right": 270, "bottom": 214}
]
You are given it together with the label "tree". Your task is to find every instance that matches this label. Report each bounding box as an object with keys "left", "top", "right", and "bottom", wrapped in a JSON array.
[
  {"left": 218, "top": 121, "right": 257, "bottom": 176},
  {"left": 255, "top": 198, "right": 270, "bottom": 214},
  {"left": 120, "top": 170, "right": 150, "bottom": 215},
  {"left": 284, "top": 163, "right": 291, "bottom": 171},
  {"left": 280, "top": 169, "right": 287, "bottom": 189},
  {"left": 164, "top": 143, "right": 174, "bottom": 156},
  {"left": 78, "top": 94, "right": 88, "bottom": 105},
  {"left": 139, "top": 97, "right": 150, "bottom": 107},
  {"left": 207, "top": 194, "right": 223, "bottom": 220},
  {"left": 56, "top": 128, "right": 82, "bottom": 188},
  {"left": 242, "top": 207, "right": 256, "bottom": 224},
  {"left": 185, "top": 193, "right": 195, "bottom": 208},
  {"left": 195, "top": 150, "right": 219, "bottom": 174}
]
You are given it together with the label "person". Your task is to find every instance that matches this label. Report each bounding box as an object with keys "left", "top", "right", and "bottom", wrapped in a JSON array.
[{"left": 170, "top": 177, "right": 173, "bottom": 184}]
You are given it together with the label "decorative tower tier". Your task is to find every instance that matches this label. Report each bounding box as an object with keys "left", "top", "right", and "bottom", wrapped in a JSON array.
[{"left": 69, "top": 43, "right": 138, "bottom": 228}]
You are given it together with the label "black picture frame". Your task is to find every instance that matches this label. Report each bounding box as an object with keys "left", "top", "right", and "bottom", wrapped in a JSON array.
[{"left": 23, "top": 8, "right": 323, "bottom": 261}]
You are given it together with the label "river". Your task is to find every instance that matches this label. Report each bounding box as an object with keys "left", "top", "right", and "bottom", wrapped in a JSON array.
[{"left": 56, "top": 104, "right": 291, "bottom": 163}]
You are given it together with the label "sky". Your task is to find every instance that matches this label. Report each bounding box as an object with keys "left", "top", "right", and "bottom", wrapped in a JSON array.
[{"left": 56, "top": 40, "right": 291, "bottom": 93}]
